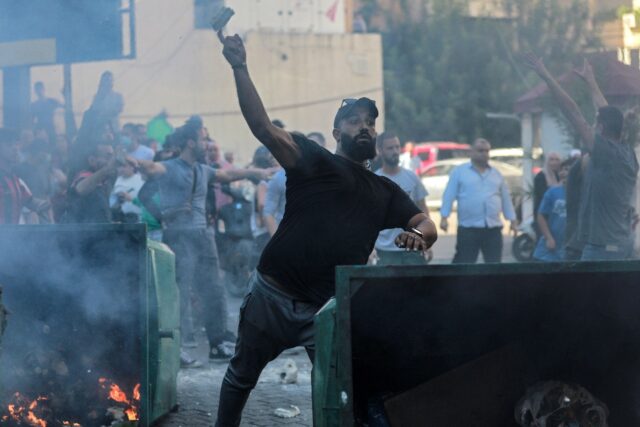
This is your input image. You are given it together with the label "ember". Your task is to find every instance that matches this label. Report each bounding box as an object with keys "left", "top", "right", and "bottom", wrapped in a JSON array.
[
  {"left": 98, "top": 378, "right": 141, "bottom": 421},
  {"left": 2, "top": 393, "right": 50, "bottom": 427}
]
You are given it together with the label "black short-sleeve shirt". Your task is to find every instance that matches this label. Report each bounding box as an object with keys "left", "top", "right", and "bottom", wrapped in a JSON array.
[{"left": 258, "top": 134, "right": 421, "bottom": 305}]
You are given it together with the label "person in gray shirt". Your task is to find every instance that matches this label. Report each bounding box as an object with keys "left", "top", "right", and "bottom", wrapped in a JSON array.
[
  {"left": 136, "top": 120, "right": 273, "bottom": 365},
  {"left": 525, "top": 53, "right": 639, "bottom": 260},
  {"left": 374, "top": 132, "right": 432, "bottom": 265}
]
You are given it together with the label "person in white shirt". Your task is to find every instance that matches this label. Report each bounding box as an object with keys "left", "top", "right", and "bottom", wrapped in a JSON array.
[{"left": 110, "top": 162, "right": 144, "bottom": 222}]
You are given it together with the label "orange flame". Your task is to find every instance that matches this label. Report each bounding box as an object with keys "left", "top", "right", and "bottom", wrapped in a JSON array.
[
  {"left": 3, "top": 393, "right": 49, "bottom": 427},
  {"left": 109, "top": 384, "right": 129, "bottom": 404},
  {"left": 124, "top": 408, "right": 137, "bottom": 421},
  {"left": 98, "top": 378, "right": 141, "bottom": 421},
  {"left": 133, "top": 383, "right": 141, "bottom": 401}
]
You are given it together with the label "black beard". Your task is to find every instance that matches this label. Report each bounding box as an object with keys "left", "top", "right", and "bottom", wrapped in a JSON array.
[
  {"left": 194, "top": 148, "right": 207, "bottom": 163},
  {"left": 383, "top": 155, "right": 400, "bottom": 167},
  {"left": 341, "top": 132, "right": 376, "bottom": 162}
]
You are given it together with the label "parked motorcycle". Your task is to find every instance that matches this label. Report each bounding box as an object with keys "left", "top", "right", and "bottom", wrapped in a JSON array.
[{"left": 512, "top": 218, "right": 537, "bottom": 262}]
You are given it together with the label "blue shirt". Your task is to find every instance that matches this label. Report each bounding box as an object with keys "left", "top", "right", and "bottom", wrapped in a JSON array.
[
  {"left": 440, "top": 162, "right": 516, "bottom": 228},
  {"left": 263, "top": 169, "right": 287, "bottom": 225},
  {"left": 533, "top": 186, "right": 566, "bottom": 261}
]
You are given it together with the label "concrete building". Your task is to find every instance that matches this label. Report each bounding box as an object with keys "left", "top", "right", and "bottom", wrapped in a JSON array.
[{"left": 0, "top": 0, "right": 382, "bottom": 161}]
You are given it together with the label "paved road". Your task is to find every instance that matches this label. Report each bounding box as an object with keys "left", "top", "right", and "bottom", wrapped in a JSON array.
[{"left": 159, "top": 295, "right": 313, "bottom": 427}]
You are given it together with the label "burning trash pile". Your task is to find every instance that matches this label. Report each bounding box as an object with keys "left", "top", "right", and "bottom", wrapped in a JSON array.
[
  {"left": 0, "top": 284, "right": 142, "bottom": 427},
  {"left": 515, "top": 381, "right": 609, "bottom": 427},
  {"left": 1, "top": 377, "right": 140, "bottom": 427},
  {"left": 98, "top": 378, "right": 141, "bottom": 423}
]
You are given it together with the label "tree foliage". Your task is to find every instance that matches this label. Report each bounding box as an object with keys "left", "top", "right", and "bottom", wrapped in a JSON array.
[{"left": 369, "top": 0, "right": 598, "bottom": 147}]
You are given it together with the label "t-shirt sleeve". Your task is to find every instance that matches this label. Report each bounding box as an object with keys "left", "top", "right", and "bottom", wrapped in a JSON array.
[
  {"left": 383, "top": 180, "right": 422, "bottom": 230},
  {"left": 410, "top": 173, "right": 429, "bottom": 201},
  {"left": 287, "top": 133, "right": 326, "bottom": 174},
  {"left": 203, "top": 164, "right": 218, "bottom": 183},
  {"left": 70, "top": 171, "right": 93, "bottom": 193},
  {"left": 538, "top": 188, "right": 556, "bottom": 216}
]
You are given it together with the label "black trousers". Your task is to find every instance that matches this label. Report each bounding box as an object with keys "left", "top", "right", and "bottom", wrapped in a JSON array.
[
  {"left": 452, "top": 226, "right": 503, "bottom": 264},
  {"left": 162, "top": 227, "right": 228, "bottom": 347},
  {"left": 216, "top": 272, "right": 319, "bottom": 427}
]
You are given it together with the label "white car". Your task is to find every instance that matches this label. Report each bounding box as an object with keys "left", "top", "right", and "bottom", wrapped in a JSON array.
[
  {"left": 490, "top": 147, "right": 543, "bottom": 170},
  {"left": 420, "top": 158, "right": 523, "bottom": 210}
]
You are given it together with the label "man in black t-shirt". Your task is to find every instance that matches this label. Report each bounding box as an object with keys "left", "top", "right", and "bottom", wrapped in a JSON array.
[{"left": 215, "top": 33, "right": 438, "bottom": 426}]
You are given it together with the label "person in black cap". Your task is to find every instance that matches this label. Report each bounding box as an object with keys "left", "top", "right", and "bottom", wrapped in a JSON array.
[{"left": 214, "top": 33, "right": 438, "bottom": 426}]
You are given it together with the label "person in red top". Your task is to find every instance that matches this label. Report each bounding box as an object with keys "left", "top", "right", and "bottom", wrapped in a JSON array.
[{"left": 0, "top": 129, "right": 50, "bottom": 224}]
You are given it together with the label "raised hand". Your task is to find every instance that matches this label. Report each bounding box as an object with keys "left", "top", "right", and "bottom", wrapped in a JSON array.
[
  {"left": 218, "top": 32, "right": 246, "bottom": 68},
  {"left": 573, "top": 58, "right": 596, "bottom": 84},
  {"left": 522, "top": 51, "right": 550, "bottom": 78}
]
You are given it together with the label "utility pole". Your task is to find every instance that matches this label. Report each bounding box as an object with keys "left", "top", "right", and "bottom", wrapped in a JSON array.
[
  {"left": 2, "top": 66, "right": 31, "bottom": 130},
  {"left": 63, "top": 63, "right": 77, "bottom": 138}
]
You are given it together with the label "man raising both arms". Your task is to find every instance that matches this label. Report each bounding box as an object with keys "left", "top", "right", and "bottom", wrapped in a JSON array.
[{"left": 215, "top": 33, "right": 438, "bottom": 426}]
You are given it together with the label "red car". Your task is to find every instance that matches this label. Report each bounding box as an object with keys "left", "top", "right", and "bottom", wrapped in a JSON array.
[{"left": 409, "top": 142, "right": 471, "bottom": 175}]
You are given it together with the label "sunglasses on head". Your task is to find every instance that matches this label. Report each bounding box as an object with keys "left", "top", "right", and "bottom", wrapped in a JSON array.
[
  {"left": 340, "top": 98, "right": 358, "bottom": 108},
  {"left": 340, "top": 98, "right": 377, "bottom": 107}
]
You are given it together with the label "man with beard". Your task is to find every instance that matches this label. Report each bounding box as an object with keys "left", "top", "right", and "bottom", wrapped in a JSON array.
[
  {"left": 215, "top": 33, "right": 437, "bottom": 426},
  {"left": 135, "top": 120, "right": 273, "bottom": 367},
  {"left": 440, "top": 138, "right": 517, "bottom": 263},
  {"left": 65, "top": 140, "right": 118, "bottom": 223},
  {"left": 373, "top": 132, "right": 432, "bottom": 265}
]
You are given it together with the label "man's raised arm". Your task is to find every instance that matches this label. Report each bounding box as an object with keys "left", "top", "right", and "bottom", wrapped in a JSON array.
[
  {"left": 573, "top": 59, "right": 608, "bottom": 110},
  {"left": 523, "top": 52, "right": 594, "bottom": 152},
  {"left": 219, "top": 33, "right": 300, "bottom": 168}
]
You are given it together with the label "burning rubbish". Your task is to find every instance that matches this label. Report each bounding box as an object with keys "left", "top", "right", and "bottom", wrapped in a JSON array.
[
  {"left": 1, "top": 379, "right": 140, "bottom": 427},
  {"left": 98, "top": 378, "right": 141, "bottom": 422},
  {"left": 1, "top": 393, "right": 53, "bottom": 427},
  {"left": 515, "top": 381, "right": 609, "bottom": 427}
]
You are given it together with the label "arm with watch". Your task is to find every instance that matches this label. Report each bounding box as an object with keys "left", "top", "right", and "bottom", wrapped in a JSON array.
[{"left": 395, "top": 213, "right": 438, "bottom": 251}]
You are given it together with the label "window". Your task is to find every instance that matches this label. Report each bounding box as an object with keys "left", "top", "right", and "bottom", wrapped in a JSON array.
[
  {"left": 438, "top": 149, "right": 470, "bottom": 160},
  {"left": 194, "top": 0, "right": 225, "bottom": 30}
]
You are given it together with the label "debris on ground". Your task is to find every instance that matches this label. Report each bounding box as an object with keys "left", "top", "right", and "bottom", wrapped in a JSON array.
[
  {"left": 515, "top": 381, "right": 608, "bottom": 427},
  {"left": 274, "top": 405, "right": 301, "bottom": 419},
  {"left": 278, "top": 359, "right": 298, "bottom": 384}
]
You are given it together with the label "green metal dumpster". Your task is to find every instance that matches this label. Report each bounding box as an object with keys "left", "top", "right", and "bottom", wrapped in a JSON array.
[
  {"left": 0, "top": 224, "right": 180, "bottom": 426},
  {"left": 313, "top": 262, "right": 640, "bottom": 426}
]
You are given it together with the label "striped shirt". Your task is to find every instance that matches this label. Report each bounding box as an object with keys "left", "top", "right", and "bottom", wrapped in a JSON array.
[{"left": 0, "top": 169, "right": 32, "bottom": 224}]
